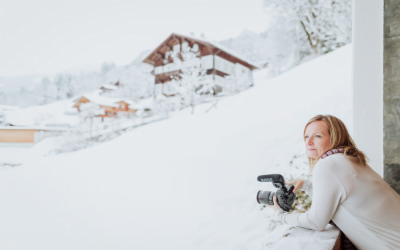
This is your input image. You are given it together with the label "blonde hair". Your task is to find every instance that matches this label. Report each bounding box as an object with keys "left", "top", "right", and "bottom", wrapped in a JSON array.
[{"left": 304, "top": 115, "right": 368, "bottom": 172}]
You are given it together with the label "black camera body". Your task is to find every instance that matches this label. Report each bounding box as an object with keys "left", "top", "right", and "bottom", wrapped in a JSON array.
[{"left": 256, "top": 174, "right": 296, "bottom": 212}]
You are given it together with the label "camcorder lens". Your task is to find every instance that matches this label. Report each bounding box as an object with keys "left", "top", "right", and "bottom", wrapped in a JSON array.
[{"left": 257, "top": 190, "right": 274, "bottom": 205}]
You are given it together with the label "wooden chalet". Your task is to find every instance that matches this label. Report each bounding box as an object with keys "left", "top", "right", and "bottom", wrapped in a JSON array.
[
  {"left": 100, "top": 81, "right": 121, "bottom": 94},
  {"left": 73, "top": 95, "right": 137, "bottom": 120},
  {"left": 143, "top": 33, "right": 260, "bottom": 96}
]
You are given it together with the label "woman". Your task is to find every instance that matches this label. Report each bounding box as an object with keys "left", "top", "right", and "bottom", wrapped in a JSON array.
[{"left": 269, "top": 115, "right": 400, "bottom": 250}]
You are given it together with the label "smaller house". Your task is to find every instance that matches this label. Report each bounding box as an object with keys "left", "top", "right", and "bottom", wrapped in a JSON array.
[
  {"left": 114, "top": 81, "right": 122, "bottom": 88},
  {"left": 72, "top": 94, "right": 138, "bottom": 121},
  {"left": 0, "top": 127, "right": 44, "bottom": 144},
  {"left": 0, "top": 126, "right": 66, "bottom": 145},
  {"left": 100, "top": 81, "right": 122, "bottom": 94}
]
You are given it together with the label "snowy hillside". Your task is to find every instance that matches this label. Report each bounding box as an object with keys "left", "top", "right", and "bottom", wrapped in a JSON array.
[
  {"left": 4, "top": 98, "right": 79, "bottom": 126},
  {"left": 0, "top": 45, "right": 352, "bottom": 250}
]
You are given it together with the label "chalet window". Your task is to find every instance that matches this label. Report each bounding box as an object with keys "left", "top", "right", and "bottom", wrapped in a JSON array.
[
  {"left": 155, "top": 66, "right": 163, "bottom": 75},
  {"left": 163, "top": 64, "right": 169, "bottom": 72},
  {"left": 223, "top": 61, "right": 229, "bottom": 73},
  {"left": 167, "top": 63, "right": 173, "bottom": 72},
  {"left": 182, "top": 41, "right": 189, "bottom": 51},
  {"left": 173, "top": 44, "right": 180, "bottom": 53},
  {"left": 163, "top": 82, "right": 169, "bottom": 94},
  {"left": 201, "top": 55, "right": 213, "bottom": 70},
  {"left": 121, "top": 104, "right": 125, "bottom": 109},
  {"left": 193, "top": 43, "right": 199, "bottom": 52},
  {"left": 155, "top": 83, "right": 163, "bottom": 95},
  {"left": 162, "top": 81, "right": 177, "bottom": 95},
  {"left": 236, "top": 63, "right": 249, "bottom": 77},
  {"left": 173, "top": 62, "right": 180, "bottom": 72},
  {"left": 164, "top": 63, "right": 179, "bottom": 73},
  {"left": 168, "top": 81, "right": 177, "bottom": 94},
  {"left": 214, "top": 55, "right": 235, "bottom": 75},
  {"left": 215, "top": 57, "right": 221, "bottom": 68}
]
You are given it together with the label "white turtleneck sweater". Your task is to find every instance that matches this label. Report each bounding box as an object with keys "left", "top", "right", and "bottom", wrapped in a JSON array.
[{"left": 275, "top": 153, "right": 400, "bottom": 250}]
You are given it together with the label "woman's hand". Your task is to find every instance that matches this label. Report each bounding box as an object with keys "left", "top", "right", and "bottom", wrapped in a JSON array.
[
  {"left": 268, "top": 195, "right": 281, "bottom": 212},
  {"left": 286, "top": 179, "right": 304, "bottom": 193}
]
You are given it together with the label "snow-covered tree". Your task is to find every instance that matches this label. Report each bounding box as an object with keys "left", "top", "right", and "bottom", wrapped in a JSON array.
[
  {"left": 39, "top": 77, "right": 58, "bottom": 104},
  {"left": 263, "top": 0, "right": 352, "bottom": 55},
  {"left": 219, "top": 1, "right": 351, "bottom": 77},
  {"left": 101, "top": 61, "right": 116, "bottom": 75},
  {"left": 103, "top": 64, "right": 154, "bottom": 100},
  {"left": 219, "top": 28, "right": 310, "bottom": 77},
  {"left": 79, "top": 102, "right": 104, "bottom": 139},
  {"left": 170, "top": 46, "right": 215, "bottom": 114},
  {"left": 219, "top": 30, "right": 272, "bottom": 64},
  {"left": 153, "top": 94, "right": 170, "bottom": 120},
  {"left": 29, "top": 58, "right": 153, "bottom": 108},
  {"left": 53, "top": 73, "right": 76, "bottom": 99}
]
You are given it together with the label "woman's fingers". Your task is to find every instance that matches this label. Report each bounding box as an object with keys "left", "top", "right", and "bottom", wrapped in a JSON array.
[
  {"left": 268, "top": 195, "right": 280, "bottom": 212},
  {"left": 285, "top": 180, "right": 296, "bottom": 185},
  {"left": 286, "top": 179, "right": 304, "bottom": 193},
  {"left": 294, "top": 179, "right": 304, "bottom": 192}
]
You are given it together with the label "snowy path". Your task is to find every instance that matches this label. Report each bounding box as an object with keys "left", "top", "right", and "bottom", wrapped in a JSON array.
[{"left": 0, "top": 45, "right": 352, "bottom": 250}]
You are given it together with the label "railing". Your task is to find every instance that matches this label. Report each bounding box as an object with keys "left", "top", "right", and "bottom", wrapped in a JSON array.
[{"left": 267, "top": 224, "right": 341, "bottom": 250}]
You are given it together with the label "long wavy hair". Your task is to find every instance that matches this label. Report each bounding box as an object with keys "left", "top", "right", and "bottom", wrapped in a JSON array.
[{"left": 304, "top": 115, "right": 368, "bottom": 172}]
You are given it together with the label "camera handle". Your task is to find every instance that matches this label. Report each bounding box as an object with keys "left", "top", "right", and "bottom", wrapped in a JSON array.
[{"left": 257, "top": 174, "right": 287, "bottom": 192}]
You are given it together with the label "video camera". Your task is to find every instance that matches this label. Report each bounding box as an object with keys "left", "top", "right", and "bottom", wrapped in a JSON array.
[{"left": 256, "top": 174, "right": 296, "bottom": 212}]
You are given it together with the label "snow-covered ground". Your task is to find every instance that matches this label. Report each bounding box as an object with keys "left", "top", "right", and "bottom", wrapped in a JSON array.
[
  {"left": 0, "top": 45, "right": 352, "bottom": 250},
  {"left": 4, "top": 98, "right": 79, "bottom": 127}
]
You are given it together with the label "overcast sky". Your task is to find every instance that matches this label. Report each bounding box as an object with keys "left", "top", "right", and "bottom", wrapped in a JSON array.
[{"left": 0, "top": 0, "right": 269, "bottom": 77}]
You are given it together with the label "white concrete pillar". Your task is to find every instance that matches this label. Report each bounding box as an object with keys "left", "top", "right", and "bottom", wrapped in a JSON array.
[{"left": 352, "top": 0, "right": 383, "bottom": 176}]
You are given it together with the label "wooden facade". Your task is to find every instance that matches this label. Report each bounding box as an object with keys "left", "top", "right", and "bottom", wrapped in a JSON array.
[
  {"left": 0, "top": 127, "right": 48, "bottom": 143},
  {"left": 0, "top": 129, "right": 39, "bottom": 143},
  {"left": 72, "top": 96, "right": 137, "bottom": 120},
  {"left": 143, "top": 33, "right": 260, "bottom": 96}
]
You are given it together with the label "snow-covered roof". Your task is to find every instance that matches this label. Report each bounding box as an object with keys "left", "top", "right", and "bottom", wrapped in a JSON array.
[
  {"left": 101, "top": 84, "right": 118, "bottom": 90},
  {"left": 81, "top": 94, "right": 119, "bottom": 108},
  {"left": 131, "top": 49, "right": 153, "bottom": 65},
  {"left": 143, "top": 33, "right": 260, "bottom": 69},
  {"left": 174, "top": 33, "right": 261, "bottom": 69},
  {"left": 79, "top": 94, "right": 139, "bottom": 110},
  {"left": 115, "top": 99, "right": 134, "bottom": 105}
]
